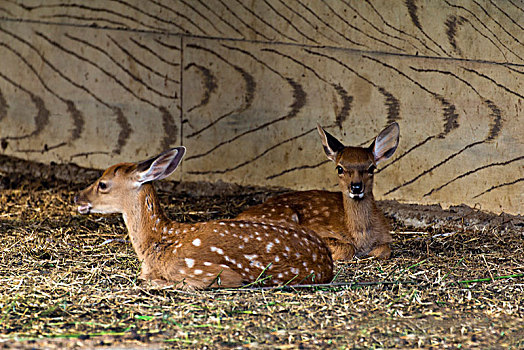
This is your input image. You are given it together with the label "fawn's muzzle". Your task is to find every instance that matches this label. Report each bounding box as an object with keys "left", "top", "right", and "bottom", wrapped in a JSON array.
[
  {"left": 74, "top": 194, "right": 92, "bottom": 214},
  {"left": 349, "top": 182, "right": 364, "bottom": 199}
]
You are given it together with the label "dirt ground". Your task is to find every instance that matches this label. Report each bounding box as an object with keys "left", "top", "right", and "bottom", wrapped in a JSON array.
[{"left": 0, "top": 156, "right": 523, "bottom": 349}]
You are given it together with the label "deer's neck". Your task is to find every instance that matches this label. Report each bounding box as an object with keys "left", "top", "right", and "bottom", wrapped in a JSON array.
[
  {"left": 121, "top": 184, "right": 176, "bottom": 260},
  {"left": 342, "top": 193, "right": 374, "bottom": 232}
]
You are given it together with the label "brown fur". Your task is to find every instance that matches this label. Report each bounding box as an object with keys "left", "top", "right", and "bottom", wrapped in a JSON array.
[
  {"left": 237, "top": 190, "right": 391, "bottom": 260},
  {"left": 75, "top": 151, "right": 333, "bottom": 290}
]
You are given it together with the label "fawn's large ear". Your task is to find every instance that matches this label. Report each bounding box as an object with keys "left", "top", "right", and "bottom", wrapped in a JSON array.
[
  {"left": 317, "top": 124, "right": 346, "bottom": 162},
  {"left": 369, "top": 122, "right": 399, "bottom": 164},
  {"left": 134, "top": 147, "right": 186, "bottom": 184}
]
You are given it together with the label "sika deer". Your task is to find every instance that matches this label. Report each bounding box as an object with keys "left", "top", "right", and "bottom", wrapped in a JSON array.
[
  {"left": 237, "top": 123, "right": 400, "bottom": 261},
  {"left": 74, "top": 147, "right": 333, "bottom": 289}
]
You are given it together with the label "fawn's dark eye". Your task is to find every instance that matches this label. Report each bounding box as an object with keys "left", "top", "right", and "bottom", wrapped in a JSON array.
[
  {"left": 336, "top": 166, "right": 344, "bottom": 175},
  {"left": 98, "top": 181, "right": 108, "bottom": 191},
  {"left": 368, "top": 165, "right": 376, "bottom": 174}
]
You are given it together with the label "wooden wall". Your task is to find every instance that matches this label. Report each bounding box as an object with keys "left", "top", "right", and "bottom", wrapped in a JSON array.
[{"left": 0, "top": 0, "right": 522, "bottom": 215}]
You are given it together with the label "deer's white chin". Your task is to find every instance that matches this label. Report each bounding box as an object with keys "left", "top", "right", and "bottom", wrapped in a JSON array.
[{"left": 349, "top": 192, "right": 364, "bottom": 199}]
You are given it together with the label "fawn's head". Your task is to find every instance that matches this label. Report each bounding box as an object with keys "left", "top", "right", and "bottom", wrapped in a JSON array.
[
  {"left": 75, "top": 147, "right": 186, "bottom": 214},
  {"left": 317, "top": 123, "right": 399, "bottom": 200}
]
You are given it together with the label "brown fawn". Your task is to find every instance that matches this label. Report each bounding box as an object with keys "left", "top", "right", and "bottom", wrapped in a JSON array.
[
  {"left": 74, "top": 147, "right": 333, "bottom": 289},
  {"left": 237, "top": 123, "right": 400, "bottom": 261}
]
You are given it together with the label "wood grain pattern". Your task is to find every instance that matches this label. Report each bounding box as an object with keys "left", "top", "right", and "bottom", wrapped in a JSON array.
[
  {"left": 0, "top": 21, "right": 181, "bottom": 170},
  {"left": 1, "top": 0, "right": 522, "bottom": 61},
  {"left": 0, "top": 1, "right": 522, "bottom": 214}
]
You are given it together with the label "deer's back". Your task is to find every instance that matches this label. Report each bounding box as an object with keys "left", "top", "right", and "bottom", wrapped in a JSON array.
[
  {"left": 143, "top": 219, "right": 334, "bottom": 287},
  {"left": 238, "top": 190, "right": 344, "bottom": 227}
]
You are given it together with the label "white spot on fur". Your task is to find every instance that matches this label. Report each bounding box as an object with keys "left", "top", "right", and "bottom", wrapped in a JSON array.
[
  {"left": 192, "top": 238, "right": 201, "bottom": 247},
  {"left": 185, "top": 258, "right": 195, "bottom": 268},
  {"left": 204, "top": 262, "right": 212, "bottom": 266},
  {"left": 266, "top": 242, "right": 274, "bottom": 253},
  {"left": 274, "top": 256, "right": 280, "bottom": 263},
  {"left": 291, "top": 268, "right": 299, "bottom": 275},
  {"left": 210, "top": 246, "right": 224, "bottom": 255},
  {"left": 219, "top": 222, "right": 226, "bottom": 225},
  {"left": 274, "top": 238, "right": 280, "bottom": 244},
  {"left": 244, "top": 253, "right": 258, "bottom": 260}
]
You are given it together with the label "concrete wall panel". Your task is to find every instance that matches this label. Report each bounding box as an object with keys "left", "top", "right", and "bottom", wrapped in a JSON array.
[{"left": 0, "top": 1, "right": 522, "bottom": 214}]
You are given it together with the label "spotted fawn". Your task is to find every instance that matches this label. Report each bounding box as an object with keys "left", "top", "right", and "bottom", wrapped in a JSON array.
[
  {"left": 237, "top": 123, "right": 400, "bottom": 261},
  {"left": 75, "top": 147, "right": 333, "bottom": 289}
]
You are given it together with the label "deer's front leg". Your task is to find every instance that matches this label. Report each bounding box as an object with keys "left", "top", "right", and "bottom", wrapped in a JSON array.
[{"left": 368, "top": 243, "right": 391, "bottom": 260}]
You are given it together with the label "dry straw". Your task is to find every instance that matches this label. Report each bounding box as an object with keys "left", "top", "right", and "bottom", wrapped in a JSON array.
[{"left": 0, "top": 170, "right": 522, "bottom": 348}]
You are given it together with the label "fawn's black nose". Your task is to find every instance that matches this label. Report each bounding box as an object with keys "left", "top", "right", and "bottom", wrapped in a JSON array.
[{"left": 350, "top": 182, "right": 363, "bottom": 194}]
